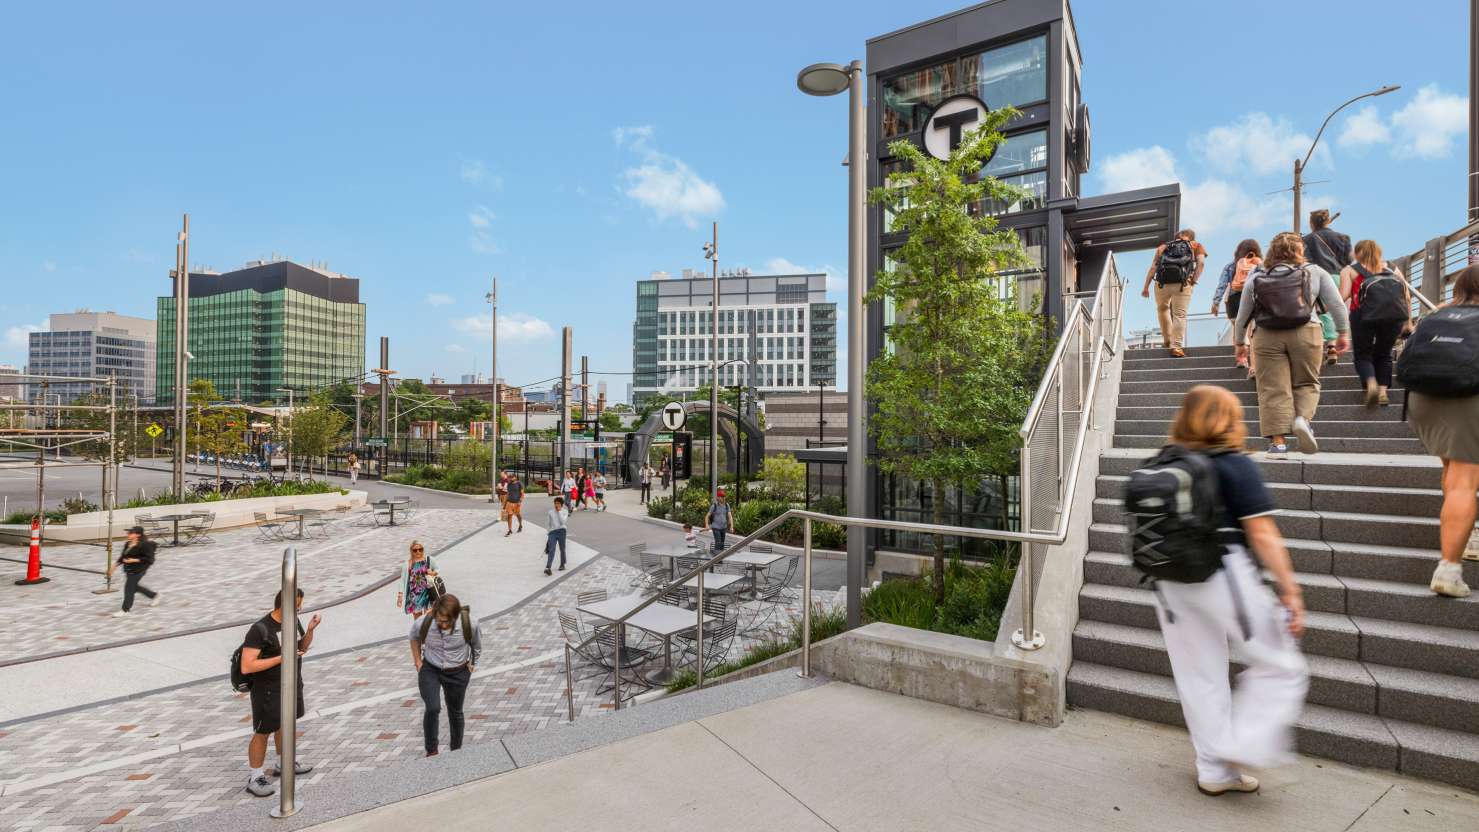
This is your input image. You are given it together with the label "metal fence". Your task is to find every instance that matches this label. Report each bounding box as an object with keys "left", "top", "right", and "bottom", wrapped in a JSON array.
[
  {"left": 1392, "top": 218, "right": 1478, "bottom": 316},
  {"left": 319, "top": 437, "right": 631, "bottom": 488}
]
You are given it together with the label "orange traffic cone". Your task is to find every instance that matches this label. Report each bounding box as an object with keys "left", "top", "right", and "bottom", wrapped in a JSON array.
[{"left": 15, "top": 515, "right": 49, "bottom": 586}]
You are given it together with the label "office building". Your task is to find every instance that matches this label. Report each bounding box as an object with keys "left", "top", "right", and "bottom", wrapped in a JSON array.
[
  {"left": 156, "top": 260, "right": 365, "bottom": 405},
  {"left": 631, "top": 269, "right": 837, "bottom": 408},
  {"left": 27, "top": 310, "right": 156, "bottom": 402},
  {"left": 0, "top": 363, "right": 24, "bottom": 402}
]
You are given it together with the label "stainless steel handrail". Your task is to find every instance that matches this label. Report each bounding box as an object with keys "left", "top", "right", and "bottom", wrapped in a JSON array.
[{"left": 271, "top": 546, "right": 299, "bottom": 820}]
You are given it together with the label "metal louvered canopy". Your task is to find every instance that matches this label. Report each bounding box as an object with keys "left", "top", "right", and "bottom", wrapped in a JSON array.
[{"left": 1064, "top": 184, "right": 1181, "bottom": 253}]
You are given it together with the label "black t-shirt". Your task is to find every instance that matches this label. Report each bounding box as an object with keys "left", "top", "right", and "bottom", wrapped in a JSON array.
[
  {"left": 243, "top": 613, "right": 305, "bottom": 687},
  {"left": 506, "top": 479, "right": 523, "bottom": 503},
  {"left": 1302, "top": 228, "right": 1352, "bottom": 274},
  {"left": 1211, "top": 451, "right": 1276, "bottom": 547}
]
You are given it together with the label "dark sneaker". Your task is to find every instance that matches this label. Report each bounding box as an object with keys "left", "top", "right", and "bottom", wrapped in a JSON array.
[
  {"left": 544, "top": 568, "right": 552, "bottom": 575},
  {"left": 246, "top": 774, "right": 277, "bottom": 797},
  {"left": 271, "top": 761, "right": 313, "bottom": 777}
]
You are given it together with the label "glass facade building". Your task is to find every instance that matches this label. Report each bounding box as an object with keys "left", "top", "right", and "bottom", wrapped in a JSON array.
[{"left": 156, "top": 261, "right": 365, "bottom": 404}]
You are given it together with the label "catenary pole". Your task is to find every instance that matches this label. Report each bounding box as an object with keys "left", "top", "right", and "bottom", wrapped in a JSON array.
[{"left": 844, "top": 60, "right": 867, "bottom": 629}]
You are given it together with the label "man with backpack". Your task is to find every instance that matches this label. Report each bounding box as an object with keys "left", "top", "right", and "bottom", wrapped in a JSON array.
[
  {"left": 1303, "top": 210, "right": 1353, "bottom": 364},
  {"left": 410, "top": 593, "right": 481, "bottom": 756},
  {"left": 237, "top": 588, "right": 321, "bottom": 797},
  {"left": 1141, "top": 229, "right": 1207, "bottom": 358},
  {"left": 1233, "top": 232, "right": 1349, "bottom": 458}
]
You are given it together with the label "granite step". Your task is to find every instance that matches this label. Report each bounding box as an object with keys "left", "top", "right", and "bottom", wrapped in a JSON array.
[
  {"left": 1115, "top": 419, "right": 1416, "bottom": 440},
  {"left": 1097, "top": 448, "right": 1441, "bottom": 489},
  {"left": 1118, "top": 389, "right": 1406, "bottom": 408},
  {"left": 1113, "top": 434, "right": 1428, "bottom": 455},
  {"left": 1120, "top": 376, "right": 1374, "bottom": 394},
  {"left": 1115, "top": 404, "right": 1406, "bottom": 423}
]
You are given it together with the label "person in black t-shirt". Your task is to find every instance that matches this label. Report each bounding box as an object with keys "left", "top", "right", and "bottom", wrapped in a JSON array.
[
  {"left": 110, "top": 526, "right": 159, "bottom": 617},
  {"left": 239, "top": 587, "right": 321, "bottom": 797},
  {"left": 1151, "top": 385, "right": 1309, "bottom": 797}
]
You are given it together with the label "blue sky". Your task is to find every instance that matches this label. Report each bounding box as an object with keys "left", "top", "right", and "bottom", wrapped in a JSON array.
[{"left": 0, "top": 1, "right": 1468, "bottom": 396}]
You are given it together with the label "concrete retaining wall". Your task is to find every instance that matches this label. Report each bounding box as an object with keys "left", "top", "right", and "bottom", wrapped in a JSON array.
[{"left": 1, "top": 490, "right": 367, "bottom": 543}]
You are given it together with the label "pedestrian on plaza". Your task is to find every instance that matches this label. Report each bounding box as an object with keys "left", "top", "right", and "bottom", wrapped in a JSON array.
[
  {"left": 111, "top": 525, "right": 159, "bottom": 617},
  {"left": 574, "top": 468, "right": 591, "bottom": 510},
  {"left": 397, "top": 541, "right": 440, "bottom": 618},
  {"left": 240, "top": 587, "right": 320, "bottom": 797},
  {"left": 410, "top": 593, "right": 480, "bottom": 757},
  {"left": 1148, "top": 385, "right": 1309, "bottom": 796},
  {"left": 659, "top": 459, "right": 671, "bottom": 490},
  {"left": 504, "top": 472, "right": 525, "bottom": 536},
  {"left": 1141, "top": 229, "right": 1207, "bottom": 358},
  {"left": 1233, "top": 232, "right": 1350, "bottom": 458},
  {"left": 583, "top": 473, "right": 597, "bottom": 511},
  {"left": 683, "top": 522, "right": 697, "bottom": 548},
  {"left": 1211, "top": 239, "right": 1263, "bottom": 376},
  {"left": 1302, "top": 210, "right": 1354, "bottom": 366},
  {"left": 544, "top": 496, "right": 568, "bottom": 575},
  {"left": 561, "top": 470, "right": 576, "bottom": 507},
  {"left": 1398, "top": 264, "right": 1479, "bottom": 597},
  {"left": 639, "top": 462, "right": 654, "bottom": 504},
  {"left": 1339, "top": 240, "right": 1411, "bottom": 409},
  {"left": 704, "top": 488, "right": 732, "bottom": 553},
  {"left": 593, "top": 471, "right": 608, "bottom": 511},
  {"left": 347, "top": 452, "right": 360, "bottom": 485}
]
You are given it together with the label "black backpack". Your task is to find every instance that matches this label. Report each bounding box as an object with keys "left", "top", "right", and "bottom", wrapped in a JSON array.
[
  {"left": 419, "top": 607, "right": 476, "bottom": 647},
  {"left": 229, "top": 620, "right": 271, "bottom": 693},
  {"left": 1397, "top": 305, "right": 1479, "bottom": 398},
  {"left": 1353, "top": 263, "right": 1408, "bottom": 324},
  {"left": 1155, "top": 239, "right": 1196, "bottom": 286},
  {"left": 1123, "top": 445, "right": 1226, "bottom": 583},
  {"left": 1252, "top": 265, "right": 1316, "bottom": 330}
]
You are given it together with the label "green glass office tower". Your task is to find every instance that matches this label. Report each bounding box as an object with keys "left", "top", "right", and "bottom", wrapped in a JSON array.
[{"left": 156, "top": 261, "right": 365, "bottom": 404}]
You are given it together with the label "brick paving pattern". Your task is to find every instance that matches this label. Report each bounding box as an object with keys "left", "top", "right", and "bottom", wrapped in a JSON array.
[
  {"left": 0, "top": 546, "right": 836, "bottom": 832},
  {"left": 0, "top": 509, "right": 492, "bottom": 664}
]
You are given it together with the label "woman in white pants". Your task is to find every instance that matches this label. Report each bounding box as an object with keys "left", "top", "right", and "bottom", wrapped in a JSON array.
[{"left": 1155, "top": 385, "right": 1309, "bottom": 795}]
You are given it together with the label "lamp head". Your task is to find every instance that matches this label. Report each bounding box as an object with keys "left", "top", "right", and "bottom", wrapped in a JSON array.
[
  {"left": 1373, "top": 84, "right": 1400, "bottom": 96},
  {"left": 796, "top": 63, "right": 851, "bottom": 97}
]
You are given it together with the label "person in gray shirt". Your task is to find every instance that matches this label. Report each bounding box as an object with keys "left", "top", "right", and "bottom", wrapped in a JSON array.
[
  {"left": 705, "top": 488, "right": 732, "bottom": 552},
  {"left": 410, "top": 594, "right": 481, "bottom": 756},
  {"left": 1233, "top": 231, "right": 1350, "bottom": 458}
]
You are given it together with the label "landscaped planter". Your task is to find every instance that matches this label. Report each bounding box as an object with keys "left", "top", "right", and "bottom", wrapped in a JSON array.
[{"left": 2, "top": 490, "right": 368, "bottom": 543}]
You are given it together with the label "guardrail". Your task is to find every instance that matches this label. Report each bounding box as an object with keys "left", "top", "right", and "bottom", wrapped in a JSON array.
[
  {"left": 564, "top": 254, "right": 1128, "bottom": 717},
  {"left": 1392, "top": 218, "right": 1479, "bottom": 314}
]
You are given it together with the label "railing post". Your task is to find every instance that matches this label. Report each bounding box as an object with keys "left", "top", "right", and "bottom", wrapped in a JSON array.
[
  {"left": 1423, "top": 236, "right": 1446, "bottom": 307},
  {"left": 565, "top": 642, "right": 575, "bottom": 722},
  {"left": 612, "top": 621, "right": 622, "bottom": 711},
  {"left": 1012, "top": 449, "right": 1045, "bottom": 651},
  {"left": 799, "top": 517, "right": 813, "bottom": 678},
  {"left": 695, "top": 566, "right": 706, "bottom": 689},
  {"left": 270, "top": 546, "right": 300, "bottom": 819}
]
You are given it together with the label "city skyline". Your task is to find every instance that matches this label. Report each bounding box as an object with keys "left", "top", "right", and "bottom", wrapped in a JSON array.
[{"left": 0, "top": 0, "right": 1469, "bottom": 391}]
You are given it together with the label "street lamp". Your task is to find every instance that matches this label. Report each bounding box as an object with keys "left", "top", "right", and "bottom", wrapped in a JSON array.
[
  {"left": 276, "top": 387, "right": 294, "bottom": 475},
  {"left": 1293, "top": 84, "right": 1400, "bottom": 232},
  {"left": 703, "top": 224, "right": 719, "bottom": 502},
  {"left": 486, "top": 279, "right": 499, "bottom": 502},
  {"left": 797, "top": 59, "right": 866, "bottom": 629}
]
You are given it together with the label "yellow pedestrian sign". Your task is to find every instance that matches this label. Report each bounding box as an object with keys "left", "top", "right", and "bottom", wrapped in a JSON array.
[{"left": 145, "top": 423, "right": 164, "bottom": 438}]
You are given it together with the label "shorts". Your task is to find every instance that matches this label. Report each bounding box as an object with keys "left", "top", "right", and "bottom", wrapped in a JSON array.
[
  {"left": 250, "top": 683, "right": 306, "bottom": 735},
  {"left": 507, "top": 501, "right": 522, "bottom": 517}
]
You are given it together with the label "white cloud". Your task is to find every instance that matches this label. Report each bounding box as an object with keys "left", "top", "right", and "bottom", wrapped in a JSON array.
[
  {"left": 613, "top": 125, "right": 725, "bottom": 228},
  {"left": 425, "top": 293, "right": 455, "bottom": 306},
  {"left": 5, "top": 323, "right": 44, "bottom": 349},
  {"left": 444, "top": 343, "right": 466, "bottom": 353},
  {"left": 468, "top": 205, "right": 498, "bottom": 254},
  {"left": 452, "top": 312, "right": 555, "bottom": 343},
  {"left": 460, "top": 159, "right": 502, "bottom": 189},
  {"left": 1390, "top": 84, "right": 1466, "bottom": 159},
  {"left": 1337, "top": 104, "right": 1390, "bottom": 150},
  {"left": 1096, "top": 145, "right": 1285, "bottom": 236},
  {"left": 42, "top": 260, "right": 56, "bottom": 272},
  {"left": 468, "top": 205, "right": 494, "bottom": 229},
  {"left": 1193, "top": 113, "right": 1321, "bottom": 176}
]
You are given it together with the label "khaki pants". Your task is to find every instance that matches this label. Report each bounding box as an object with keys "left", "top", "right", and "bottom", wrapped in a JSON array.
[
  {"left": 1155, "top": 281, "right": 1194, "bottom": 348},
  {"left": 1251, "top": 323, "right": 1323, "bottom": 438}
]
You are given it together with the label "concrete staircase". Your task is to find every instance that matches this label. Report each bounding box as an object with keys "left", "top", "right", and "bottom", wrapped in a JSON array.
[{"left": 1067, "top": 344, "right": 1479, "bottom": 792}]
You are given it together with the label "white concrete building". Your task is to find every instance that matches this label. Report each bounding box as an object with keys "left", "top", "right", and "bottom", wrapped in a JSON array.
[{"left": 27, "top": 310, "right": 156, "bottom": 402}]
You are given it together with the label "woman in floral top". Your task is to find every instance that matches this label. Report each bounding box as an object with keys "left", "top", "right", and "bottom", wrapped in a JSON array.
[{"left": 396, "top": 541, "right": 439, "bottom": 618}]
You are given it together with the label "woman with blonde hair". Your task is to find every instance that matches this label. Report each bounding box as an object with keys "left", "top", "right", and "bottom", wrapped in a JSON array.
[
  {"left": 396, "top": 540, "right": 440, "bottom": 618},
  {"left": 1149, "top": 385, "right": 1308, "bottom": 796},
  {"left": 1339, "top": 239, "right": 1411, "bottom": 408},
  {"left": 1232, "top": 231, "right": 1350, "bottom": 457}
]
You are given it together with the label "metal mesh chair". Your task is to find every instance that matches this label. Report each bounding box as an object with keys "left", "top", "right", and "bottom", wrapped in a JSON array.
[
  {"left": 253, "top": 512, "right": 285, "bottom": 541},
  {"left": 182, "top": 512, "right": 214, "bottom": 544},
  {"left": 136, "top": 514, "right": 170, "bottom": 539},
  {"left": 576, "top": 589, "right": 608, "bottom": 607},
  {"left": 675, "top": 619, "right": 738, "bottom": 675}
]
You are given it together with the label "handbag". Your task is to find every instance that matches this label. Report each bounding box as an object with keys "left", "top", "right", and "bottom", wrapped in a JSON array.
[{"left": 427, "top": 571, "right": 447, "bottom": 600}]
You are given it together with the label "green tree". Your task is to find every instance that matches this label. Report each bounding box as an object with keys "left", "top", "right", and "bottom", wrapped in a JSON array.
[
  {"left": 290, "top": 393, "right": 350, "bottom": 476},
  {"left": 196, "top": 407, "right": 249, "bottom": 488},
  {"left": 598, "top": 410, "right": 624, "bottom": 433},
  {"left": 866, "top": 107, "right": 1050, "bottom": 605},
  {"left": 759, "top": 453, "right": 805, "bottom": 503}
]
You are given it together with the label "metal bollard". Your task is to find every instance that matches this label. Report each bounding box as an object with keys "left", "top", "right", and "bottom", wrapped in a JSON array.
[
  {"left": 799, "top": 517, "right": 813, "bottom": 678},
  {"left": 271, "top": 547, "right": 300, "bottom": 819},
  {"left": 696, "top": 567, "right": 706, "bottom": 689},
  {"left": 564, "top": 642, "right": 575, "bottom": 722}
]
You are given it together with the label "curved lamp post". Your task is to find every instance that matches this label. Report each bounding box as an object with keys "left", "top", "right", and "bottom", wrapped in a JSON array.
[{"left": 1293, "top": 84, "right": 1400, "bottom": 232}]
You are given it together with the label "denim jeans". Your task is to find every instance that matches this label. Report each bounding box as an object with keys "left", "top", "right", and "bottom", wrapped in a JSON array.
[{"left": 545, "top": 528, "right": 567, "bottom": 569}]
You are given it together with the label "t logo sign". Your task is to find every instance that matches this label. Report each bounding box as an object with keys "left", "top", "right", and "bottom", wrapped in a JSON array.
[{"left": 922, "top": 94, "right": 989, "bottom": 160}]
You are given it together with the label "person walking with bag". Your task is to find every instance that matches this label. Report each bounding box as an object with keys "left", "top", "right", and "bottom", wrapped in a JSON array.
[
  {"left": 544, "top": 496, "right": 569, "bottom": 575},
  {"left": 239, "top": 588, "right": 320, "bottom": 797},
  {"left": 1339, "top": 240, "right": 1411, "bottom": 409},
  {"left": 1141, "top": 229, "right": 1207, "bottom": 358},
  {"left": 1211, "top": 240, "right": 1263, "bottom": 376},
  {"left": 111, "top": 525, "right": 160, "bottom": 617},
  {"left": 1398, "top": 264, "right": 1479, "bottom": 597},
  {"left": 347, "top": 453, "right": 360, "bottom": 485},
  {"left": 504, "top": 473, "right": 524, "bottom": 536},
  {"left": 639, "top": 463, "right": 654, "bottom": 504},
  {"left": 1233, "top": 232, "right": 1350, "bottom": 458},
  {"left": 397, "top": 541, "right": 440, "bottom": 618},
  {"left": 410, "top": 593, "right": 480, "bottom": 757},
  {"left": 1303, "top": 210, "right": 1354, "bottom": 365},
  {"left": 1124, "top": 385, "right": 1308, "bottom": 795}
]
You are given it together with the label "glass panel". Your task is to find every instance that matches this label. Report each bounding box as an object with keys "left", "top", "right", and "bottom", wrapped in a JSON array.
[
  {"left": 984, "top": 129, "right": 1047, "bottom": 177},
  {"left": 987, "top": 171, "right": 1048, "bottom": 215},
  {"left": 881, "top": 60, "right": 959, "bottom": 139},
  {"left": 964, "top": 35, "right": 1048, "bottom": 109}
]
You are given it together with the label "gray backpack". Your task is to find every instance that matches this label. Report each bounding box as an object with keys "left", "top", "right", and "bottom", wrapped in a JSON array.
[{"left": 1252, "top": 265, "right": 1315, "bottom": 330}]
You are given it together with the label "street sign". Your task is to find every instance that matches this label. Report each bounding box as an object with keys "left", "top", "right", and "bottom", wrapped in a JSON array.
[
  {"left": 144, "top": 423, "right": 164, "bottom": 439},
  {"left": 661, "top": 402, "right": 686, "bottom": 431},
  {"left": 365, "top": 438, "right": 388, "bottom": 448}
]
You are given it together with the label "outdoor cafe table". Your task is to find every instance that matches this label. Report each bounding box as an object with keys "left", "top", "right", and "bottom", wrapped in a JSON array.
[
  {"left": 276, "top": 507, "right": 324, "bottom": 539},
  {"left": 154, "top": 513, "right": 196, "bottom": 546},
  {"left": 647, "top": 544, "right": 710, "bottom": 580},
  {"left": 722, "top": 550, "right": 784, "bottom": 599},
  {"left": 374, "top": 497, "right": 411, "bottom": 526},
  {"left": 680, "top": 572, "right": 746, "bottom": 594},
  {"left": 578, "top": 593, "right": 715, "bottom": 686}
]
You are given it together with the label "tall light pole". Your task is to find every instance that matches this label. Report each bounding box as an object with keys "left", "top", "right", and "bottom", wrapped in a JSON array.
[
  {"left": 486, "top": 278, "right": 499, "bottom": 502},
  {"left": 798, "top": 59, "right": 866, "bottom": 628},
  {"left": 1292, "top": 84, "right": 1400, "bottom": 232},
  {"left": 277, "top": 387, "right": 294, "bottom": 474},
  {"left": 171, "top": 215, "right": 191, "bottom": 496},
  {"left": 703, "top": 222, "right": 719, "bottom": 500}
]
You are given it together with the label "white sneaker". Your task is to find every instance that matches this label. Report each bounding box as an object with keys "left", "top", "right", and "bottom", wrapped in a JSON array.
[
  {"left": 111, "top": 610, "right": 129, "bottom": 618},
  {"left": 150, "top": 594, "right": 162, "bottom": 608},
  {"left": 1431, "top": 561, "right": 1472, "bottom": 598},
  {"left": 1464, "top": 528, "right": 1479, "bottom": 563},
  {"left": 1291, "top": 417, "right": 1318, "bottom": 455},
  {"left": 1197, "top": 774, "right": 1259, "bottom": 796}
]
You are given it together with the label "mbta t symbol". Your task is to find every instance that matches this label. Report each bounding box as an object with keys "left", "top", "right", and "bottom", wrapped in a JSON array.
[
  {"left": 932, "top": 108, "right": 979, "bottom": 151},
  {"left": 922, "top": 94, "right": 989, "bottom": 160}
]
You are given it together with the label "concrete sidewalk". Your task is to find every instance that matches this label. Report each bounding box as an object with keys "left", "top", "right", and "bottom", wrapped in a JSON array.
[
  {"left": 306, "top": 682, "right": 1479, "bottom": 832},
  {"left": 0, "top": 517, "right": 595, "bottom": 722}
]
